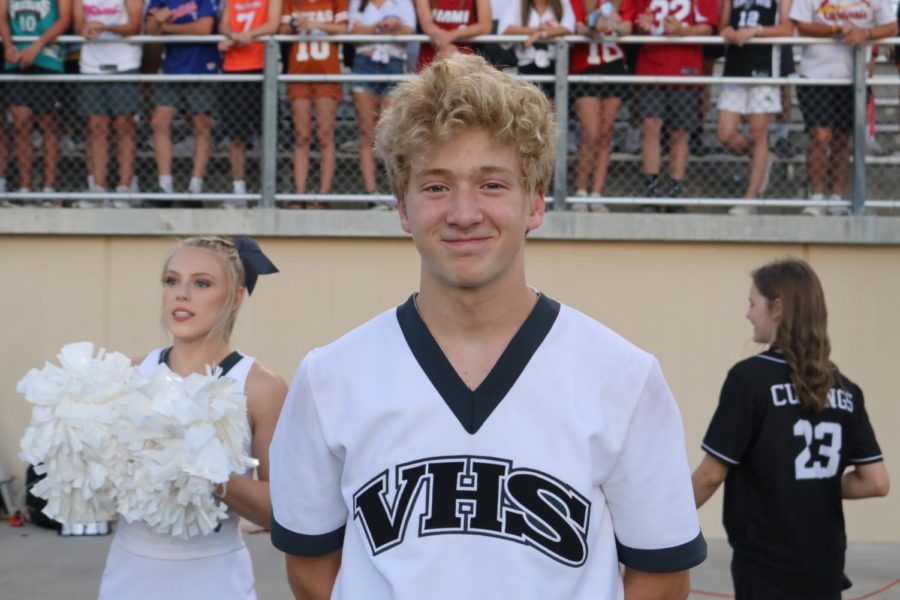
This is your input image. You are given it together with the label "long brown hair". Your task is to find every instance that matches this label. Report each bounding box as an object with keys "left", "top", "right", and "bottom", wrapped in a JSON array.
[
  {"left": 523, "top": 0, "right": 564, "bottom": 27},
  {"left": 752, "top": 259, "right": 839, "bottom": 412}
]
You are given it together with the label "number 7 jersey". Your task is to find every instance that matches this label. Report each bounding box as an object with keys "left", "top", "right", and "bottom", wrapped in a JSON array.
[
  {"left": 701, "top": 349, "right": 884, "bottom": 597},
  {"left": 282, "top": 0, "right": 348, "bottom": 75}
]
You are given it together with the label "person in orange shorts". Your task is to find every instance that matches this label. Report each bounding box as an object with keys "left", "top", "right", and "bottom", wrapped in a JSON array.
[
  {"left": 219, "top": 0, "right": 282, "bottom": 202},
  {"left": 280, "top": 0, "right": 348, "bottom": 208}
]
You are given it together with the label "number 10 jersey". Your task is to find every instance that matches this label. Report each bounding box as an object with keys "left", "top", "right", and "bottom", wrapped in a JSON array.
[{"left": 701, "top": 349, "right": 883, "bottom": 597}]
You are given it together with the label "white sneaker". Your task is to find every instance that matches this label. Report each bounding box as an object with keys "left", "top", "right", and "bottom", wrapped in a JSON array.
[
  {"left": 222, "top": 198, "right": 249, "bottom": 209},
  {"left": 801, "top": 193, "right": 825, "bottom": 216},
  {"left": 76, "top": 186, "right": 106, "bottom": 208},
  {"left": 588, "top": 191, "right": 610, "bottom": 213},
  {"left": 728, "top": 203, "right": 757, "bottom": 216},
  {"left": 827, "top": 194, "right": 850, "bottom": 216},
  {"left": 570, "top": 189, "right": 589, "bottom": 212},
  {"left": 40, "top": 187, "right": 60, "bottom": 208},
  {"left": 111, "top": 185, "right": 132, "bottom": 208}
]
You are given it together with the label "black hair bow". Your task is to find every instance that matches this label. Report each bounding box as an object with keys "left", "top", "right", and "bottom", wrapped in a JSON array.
[{"left": 233, "top": 237, "right": 278, "bottom": 295}]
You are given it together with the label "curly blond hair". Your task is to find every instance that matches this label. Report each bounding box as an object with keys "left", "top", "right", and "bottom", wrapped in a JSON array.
[{"left": 375, "top": 54, "right": 557, "bottom": 202}]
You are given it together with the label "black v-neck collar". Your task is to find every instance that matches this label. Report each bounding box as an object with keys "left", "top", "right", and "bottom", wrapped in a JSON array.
[
  {"left": 396, "top": 293, "right": 561, "bottom": 435},
  {"left": 158, "top": 347, "right": 244, "bottom": 378}
]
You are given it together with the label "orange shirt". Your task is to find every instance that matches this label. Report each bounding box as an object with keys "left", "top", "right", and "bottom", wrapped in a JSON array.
[
  {"left": 282, "top": 0, "right": 348, "bottom": 75},
  {"left": 224, "top": 0, "right": 269, "bottom": 71}
]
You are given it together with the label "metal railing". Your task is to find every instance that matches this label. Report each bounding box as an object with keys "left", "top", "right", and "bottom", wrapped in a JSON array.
[{"left": 1, "top": 33, "right": 898, "bottom": 214}]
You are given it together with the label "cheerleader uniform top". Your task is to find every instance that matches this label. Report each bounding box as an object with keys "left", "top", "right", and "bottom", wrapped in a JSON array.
[{"left": 114, "top": 347, "right": 255, "bottom": 560}]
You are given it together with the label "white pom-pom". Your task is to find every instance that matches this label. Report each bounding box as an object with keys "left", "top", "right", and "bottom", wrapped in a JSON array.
[{"left": 18, "top": 342, "right": 133, "bottom": 524}]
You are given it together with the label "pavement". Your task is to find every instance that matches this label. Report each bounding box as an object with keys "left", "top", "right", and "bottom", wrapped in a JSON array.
[{"left": 0, "top": 521, "right": 898, "bottom": 599}]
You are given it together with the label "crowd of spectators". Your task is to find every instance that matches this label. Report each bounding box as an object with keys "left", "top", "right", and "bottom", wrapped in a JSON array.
[{"left": 0, "top": 0, "right": 898, "bottom": 212}]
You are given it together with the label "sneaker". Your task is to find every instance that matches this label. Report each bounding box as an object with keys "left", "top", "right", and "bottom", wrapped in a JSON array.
[
  {"left": 827, "top": 194, "right": 850, "bottom": 216},
  {"left": 728, "top": 203, "right": 757, "bottom": 216},
  {"left": 589, "top": 199, "right": 610, "bottom": 213},
  {"left": 801, "top": 193, "right": 825, "bottom": 216},
  {"left": 75, "top": 186, "right": 106, "bottom": 208},
  {"left": 773, "top": 137, "right": 796, "bottom": 159},
  {"left": 222, "top": 198, "right": 249, "bottom": 209},
  {"left": 40, "top": 187, "right": 61, "bottom": 208},
  {"left": 111, "top": 185, "right": 132, "bottom": 209},
  {"left": 368, "top": 202, "right": 393, "bottom": 211},
  {"left": 570, "top": 189, "right": 589, "bottom": 212}
]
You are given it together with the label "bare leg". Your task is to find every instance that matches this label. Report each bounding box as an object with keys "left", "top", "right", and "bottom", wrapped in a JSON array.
[
  {"left": 352, "top": 90, "right": 379, "bottom": 193},
  {"left": 313, "top": 96, "right": 338, "bottom": 194},
  {"left": 10, "top": 106, "right": 34, "bottom": 190},
  {"left": 807, "top": 126, "right": 832, "bottom": 196},
  {"left": 642, "top": 117, "right": 663, "bottom": 176},
  {"left": 88, "top": 115, "right": 110, "bottom": 189},
  {"left": 290, "top": 97, "right": 313, "bottom": 196},
  {"left": 574, "top": 96, "right": 601, "bottom": 192},
  {"left": 114, "top": 114, "right": 136, "bottom": 188},
  {"left": 192, "top": 113, "right": 212, "bottom": 179},
  {"left": 38, "top": 113, "right": 59, "bottom": 190},
  {"left": 745, "top": 113, "right": 770, "bottom": 199},
  {"left": 590, "top": 97, "right": 622, "bottom": 195},
  {"left": 669, "top": 129, "right": 689, "bottom": 181},
  {"left": 151, "top": 105, "right": 176, "bottom": 177},
  {"left": 830, "top": 130, "right": 850, "bottom": 197}
]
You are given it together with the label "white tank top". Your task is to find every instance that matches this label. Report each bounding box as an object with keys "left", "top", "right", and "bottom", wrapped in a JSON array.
[
  {"left": 79, "top": 0, "right": 142, "bottom": 73},
  {"left": 114, "top": 348, "right": 255, "bottom": 560}
]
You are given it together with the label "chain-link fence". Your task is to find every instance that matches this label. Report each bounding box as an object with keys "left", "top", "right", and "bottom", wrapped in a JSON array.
[{"left": 1, "top": 34, "right": 899, "bottom": 214}]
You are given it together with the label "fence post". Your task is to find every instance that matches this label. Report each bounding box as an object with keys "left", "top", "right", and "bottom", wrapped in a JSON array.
[
  {"left": 553, "top": 41, "right": 570, "bottom": 211},
  {"left": 851, "top": 44, "right": 866, "bottom": 215},
  {"left": 260, "top": 38, "right": 280, "bottom": 209}
]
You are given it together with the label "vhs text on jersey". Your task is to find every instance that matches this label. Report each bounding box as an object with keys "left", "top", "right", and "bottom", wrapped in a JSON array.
[{"left": 353, "top": 456, "right": 592, "bottom": 566}]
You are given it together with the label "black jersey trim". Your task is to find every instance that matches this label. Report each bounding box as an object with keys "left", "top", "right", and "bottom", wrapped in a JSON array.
[
  {"left": 616, "top": 532, "right": 707, "bottom": 573},
  {"left": 754, "top": 352, "right": 786, "bottom": 365},
  {"left": 158, "top": 347, "right": 244, "bottom": 378},
  {"left": 270, "top": 517, "right": 345, "bottom": 556},
  {"left": 852, "top": 454, "right": 884, "bottom": 464},
  {"left": 701, "top": 443, "right": 740, "bottom": 466},
  {"left": 396, "top": 293, "right": 561, "bottom": 435}
]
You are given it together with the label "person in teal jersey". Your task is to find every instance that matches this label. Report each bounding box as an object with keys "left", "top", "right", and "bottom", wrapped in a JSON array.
[{"left": 0, "top": 0, "right": 70, "bottom": 204}]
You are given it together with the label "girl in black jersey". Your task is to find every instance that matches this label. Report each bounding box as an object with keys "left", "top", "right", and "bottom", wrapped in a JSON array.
[{"left": 692, "top": 258, "right": 889, "bottom": 600}]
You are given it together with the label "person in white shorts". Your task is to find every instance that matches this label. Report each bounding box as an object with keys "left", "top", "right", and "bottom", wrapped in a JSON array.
[{"left": 716, "top": 0, "right": 794, "bottom": 213}]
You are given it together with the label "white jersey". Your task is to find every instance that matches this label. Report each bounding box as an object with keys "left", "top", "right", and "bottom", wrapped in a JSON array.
[
  {"left": 270, "top": 294, "right": 705, "bottom": 600},
  {"left": 79, "top": 0, "right": 142, "bottom": 73},
  {"left": 98, "top": 348, "right": 257, "bottom": 600},
  {"left": 789, "top": 0, "right": 894, "bottom": 78}
]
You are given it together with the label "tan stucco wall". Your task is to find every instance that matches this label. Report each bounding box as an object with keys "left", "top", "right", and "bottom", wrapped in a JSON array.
[{"left": 1, "top": 236, "right": 897, "bottom": 542}]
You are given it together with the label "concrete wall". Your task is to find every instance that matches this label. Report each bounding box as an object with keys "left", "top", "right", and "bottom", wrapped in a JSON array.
[{"left": 1, "top": 232, "right": 897, "bottom": 543}]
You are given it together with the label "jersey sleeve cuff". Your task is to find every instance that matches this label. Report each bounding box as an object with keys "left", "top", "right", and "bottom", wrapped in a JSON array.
[
  {"left": 271, "top": 517, "right": 345, "bottom": 557},
  {"left": 851, "top": 454, "right": 884, "bottom": 464},
  {"left": 701, "top": 442, "right": 740, "bottom": 465},
  {"left": 616, "top": 532, "right": 707, "bottom": 573}
]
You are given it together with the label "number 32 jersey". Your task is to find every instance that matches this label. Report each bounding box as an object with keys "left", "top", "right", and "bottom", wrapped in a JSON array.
[
  {"left": 282, "top": 0, "right": 348, "bottom": 75},
  {"left": 620, "top": 0, "right": 718, "bottom": 76},
  {"left": 701, "top": 350, "right": 883, "bottom": 597}
]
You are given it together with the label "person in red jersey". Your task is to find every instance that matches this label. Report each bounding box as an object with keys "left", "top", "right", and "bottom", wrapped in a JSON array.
[
  {"left": 620, "top": 0, "right": 716, "bottom": 209},
  {"left": 413, "top": 0, "right": 492, "bottom": 70}
]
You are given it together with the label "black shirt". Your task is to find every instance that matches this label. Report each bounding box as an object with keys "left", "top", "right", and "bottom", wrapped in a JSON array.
[{"left": 702, "top": 350, "right": 883, "bottom": 597}]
